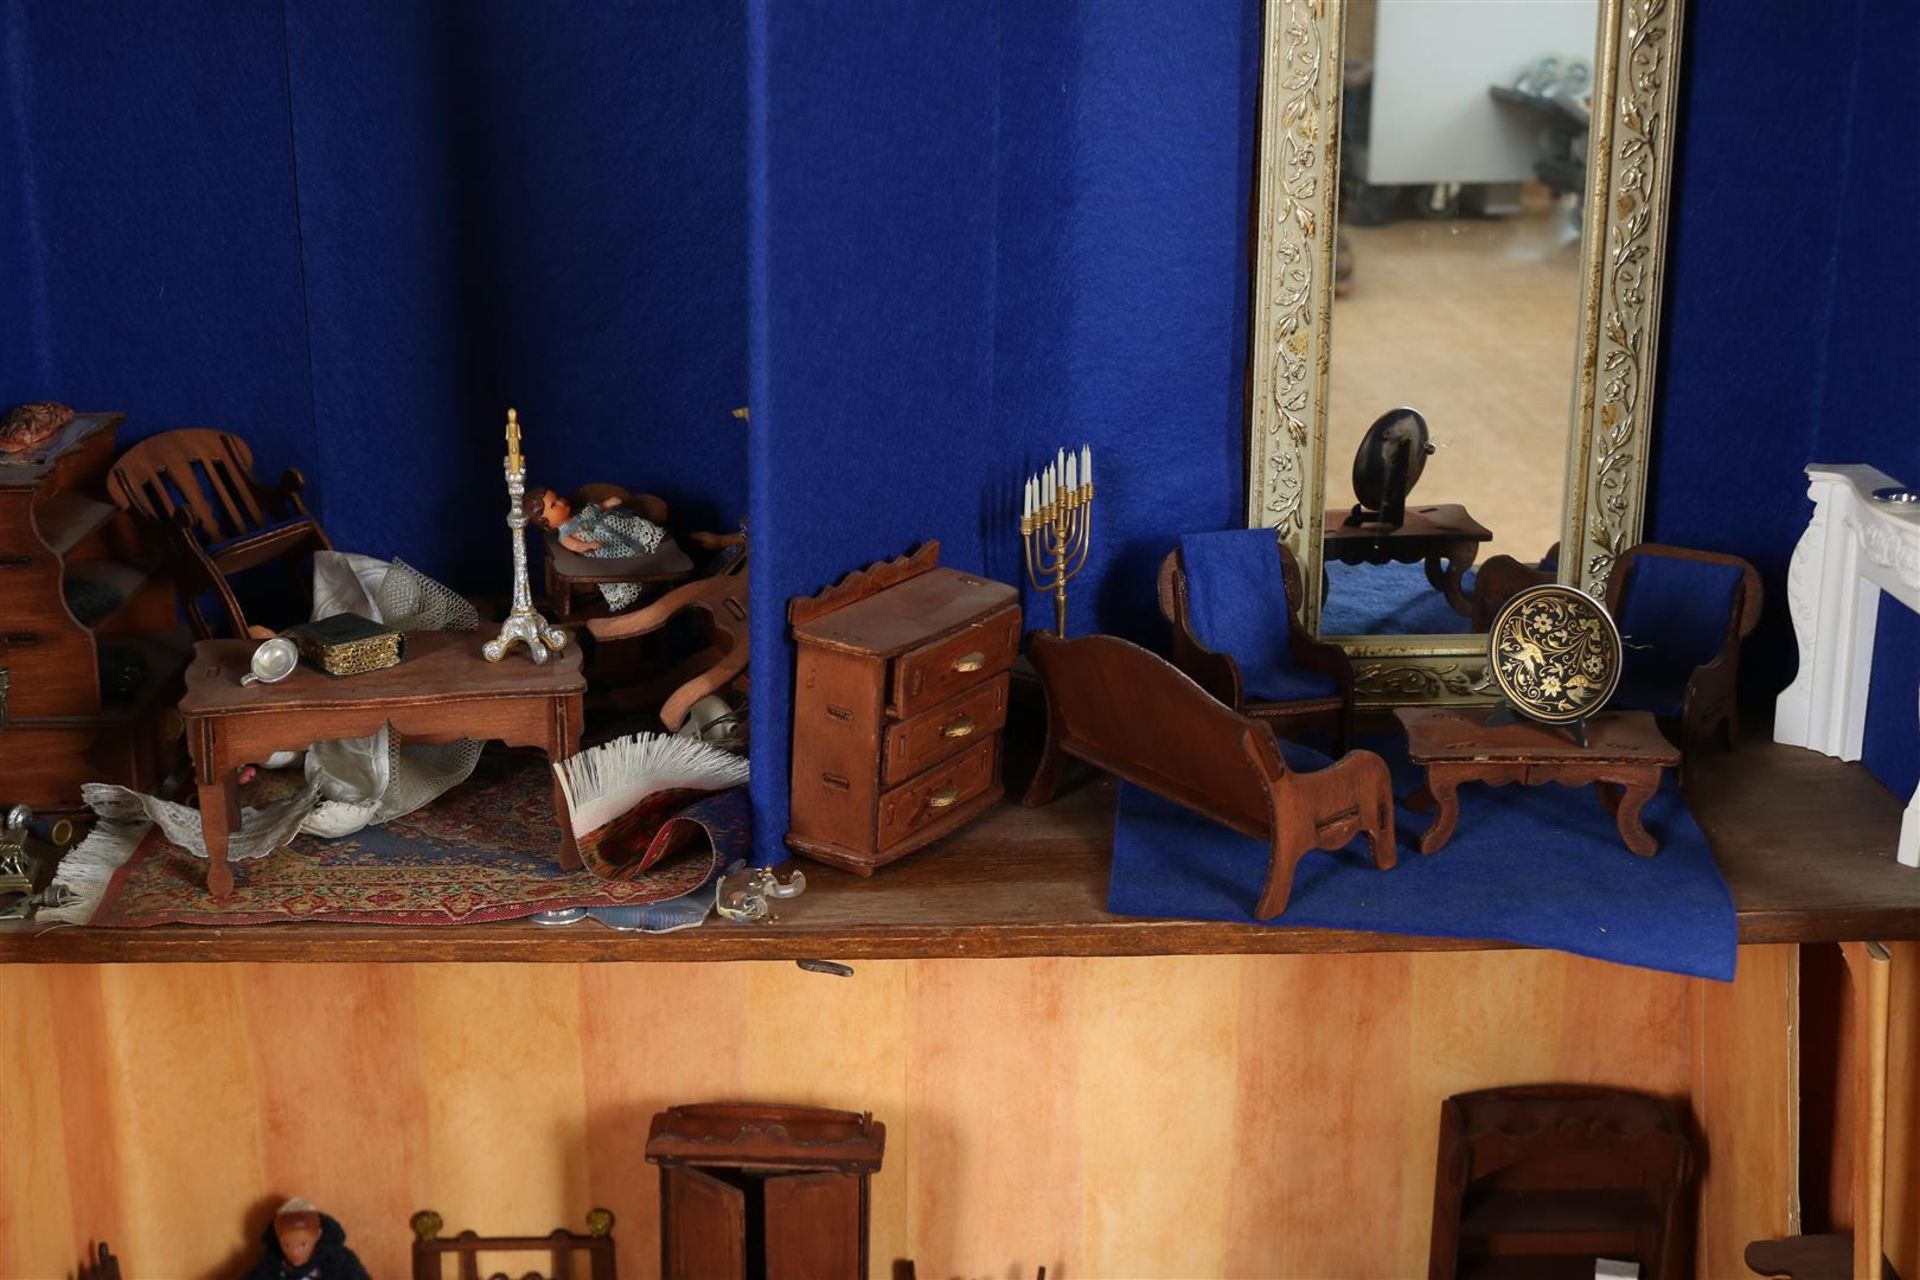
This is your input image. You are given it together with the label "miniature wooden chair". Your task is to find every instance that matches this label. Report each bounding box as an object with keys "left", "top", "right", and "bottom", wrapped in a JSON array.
[
  {"left": 543, "top": 483, "right": 694, "bottom": 618},
  {"left": 409, "top": 1208, "right": 616, "bottom": 1280},
  {"left": 107, "top": 427, "right": 332, "bottom": 638},
  {"left": 1603, "top": 543, "right": 1762, "bottom": 756},
  {"left": 1158, "top": 529, "right": 1353, "bottom": 753},
  {"left": 587, "top": 529, "right": 748, "bottom": 731},
  {"left": 1024, "top": 631, "right": 1394, "bottom": 919}
]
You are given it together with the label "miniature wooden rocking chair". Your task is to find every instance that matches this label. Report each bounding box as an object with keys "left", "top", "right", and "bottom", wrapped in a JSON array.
[
  {"left": 1024, "top": 631, "right": 1395, "bottom": 918},
  {"left": 107, "top": 427, "right": 332, "bottom": 638},
  {"left": 587, "top": 527, "right": 748, "bottom": 731}
]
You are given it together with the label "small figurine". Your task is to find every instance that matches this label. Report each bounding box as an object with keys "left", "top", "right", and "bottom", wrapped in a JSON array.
[
  {"left": 525, "top": 485, "right": 667, "bottom": 612},
  {"left": 244, "top": 1199, "right": 370, "bottom": 1280}
]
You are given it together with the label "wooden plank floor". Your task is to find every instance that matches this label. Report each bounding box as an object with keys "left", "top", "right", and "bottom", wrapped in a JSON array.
[{"left": 2, "top": 740, "right": 1913, "bottom": 963}]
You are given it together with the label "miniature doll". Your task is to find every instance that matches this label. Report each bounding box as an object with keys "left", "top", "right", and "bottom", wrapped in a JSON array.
[
  {"left": 244, "top": 1198, "right": 370, "bottom": 1280},
  {"left": 525, "top": 485, "right": 667, "bottom": 612}
]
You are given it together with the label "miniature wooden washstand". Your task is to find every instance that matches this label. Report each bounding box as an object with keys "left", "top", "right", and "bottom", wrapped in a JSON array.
[
  {"left": 786, "top": 542, "right": 1018, "bottom": 874},
  {"left": 1396, "top": 708, "right": 1681, "bottom": 856},
  {"left": 179, "top": 631, "right": 584, "bottom": 898},
  {"left": 1428, "top": 1085, "right": 1693, "bottom": 1280},
  {"left": 646, "top": 1103, "right": 885, "bottom": 1280}
]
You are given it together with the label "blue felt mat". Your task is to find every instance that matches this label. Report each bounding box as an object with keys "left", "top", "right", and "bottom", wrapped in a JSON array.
[{"left": 1109, "top": 740, "right": 1736, "bottom": 980}]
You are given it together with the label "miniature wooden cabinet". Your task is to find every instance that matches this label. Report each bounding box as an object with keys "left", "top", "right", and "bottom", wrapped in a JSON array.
[
  {"left": 0, "top": 414, "right": 186, "bottom": 812},
  {"left": 787, "top": 543, "right": 1018, "bottom": 873},
  {"left": 646, "top": 1103, "right": 885, "bottom": 1280},
  {"left": 1429, "top": 1085, "right": 1693, "bottom": 1280}
]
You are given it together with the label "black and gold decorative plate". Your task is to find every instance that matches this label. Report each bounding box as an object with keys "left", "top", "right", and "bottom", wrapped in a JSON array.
[{"left": 1486, "top": 584, "right": 1621, "bottom": 724}]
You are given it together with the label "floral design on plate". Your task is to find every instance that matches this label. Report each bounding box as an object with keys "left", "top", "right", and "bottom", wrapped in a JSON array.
[{"left": 1487, "top": 584, "right": 1621, "bottom": 724}]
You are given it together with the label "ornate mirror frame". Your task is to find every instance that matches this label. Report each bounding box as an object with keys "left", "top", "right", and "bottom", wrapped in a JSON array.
[{"left": 1246, "top": 0, "right": 1685, "bottom": 705}]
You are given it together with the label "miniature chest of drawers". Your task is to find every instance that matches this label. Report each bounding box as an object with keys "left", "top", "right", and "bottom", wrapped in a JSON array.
[{"left": 787, "top": 543, "right": 1019, "bottom": 874}]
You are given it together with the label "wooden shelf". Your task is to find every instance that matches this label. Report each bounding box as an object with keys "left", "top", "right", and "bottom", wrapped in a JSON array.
[
  {"left": 2, "top": 738, "right": 1915, "bottom": 964},
  {"left": 34, "top": 490, "right": 116, "bottom": 556}
]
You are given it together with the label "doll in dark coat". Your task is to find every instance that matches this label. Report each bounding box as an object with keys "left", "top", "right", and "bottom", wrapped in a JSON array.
[{"left": 243, "top": 1199, "right": 370, "bottom": 1280}]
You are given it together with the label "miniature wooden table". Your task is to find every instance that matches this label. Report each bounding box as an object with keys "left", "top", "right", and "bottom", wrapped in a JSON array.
[
  {"left": 1323, "top": 503, "right": 1494, "bottom": 616},
  {"left": 179, "top": 631, "right": 584, "bottom": 898},
  {"left": 1395, "top": 707, "right": 1681, "bottom": 856}
]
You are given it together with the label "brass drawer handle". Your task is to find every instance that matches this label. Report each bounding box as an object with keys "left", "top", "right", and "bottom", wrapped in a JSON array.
[
  {"left": 941, "top": 715, "right": 977, "bottom": 739},
  {"left": 950, "top": 651, "right": 986, "bottom": 674},
  {"left": 926, "top": 784, "right": 960, "bottom": 810}
]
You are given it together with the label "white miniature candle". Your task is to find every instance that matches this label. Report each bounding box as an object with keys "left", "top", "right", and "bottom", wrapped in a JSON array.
[
  {"left": 1066, "top": 452, "right": 1077, "bottom": 492},
  {"left": 1082, "top": 444, "right": 1092, "bottom": 490},
  {"left": 1023, "top": 477, "right": 1033, "bottom": 519},
  {"left": 1057, "top": 448, "right": 1067, "bottom": 485},
  {"left": 1045, "top": 465, "right": 1055, "bottom": 508}
]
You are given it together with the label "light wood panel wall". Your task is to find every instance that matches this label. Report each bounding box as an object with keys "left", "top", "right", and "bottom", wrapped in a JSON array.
[{"left": 0, "top": 949, "right": 1804, "bottom": 1279}]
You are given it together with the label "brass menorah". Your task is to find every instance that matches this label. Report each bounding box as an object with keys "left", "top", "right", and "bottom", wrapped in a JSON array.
[{"left": 1021, "top": 444, "right": 1095, "bottom": 637}]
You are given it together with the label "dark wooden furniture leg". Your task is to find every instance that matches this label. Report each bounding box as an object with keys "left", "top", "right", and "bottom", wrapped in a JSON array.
[
  {"left": 1604, "top": 770, "right": 1662, "bottom": 856},
  {"left": 198, "top": 765, "right": 241, "bottom": 899},
  {"left": 1424, "top": 539, "right": 1480, "bottom": 616},
  {"left": 1418, "top": 766, "right": 1464, "bottom": 854},
  {"left": 550, "top": 691, "right": 585, "bottom": 870}
]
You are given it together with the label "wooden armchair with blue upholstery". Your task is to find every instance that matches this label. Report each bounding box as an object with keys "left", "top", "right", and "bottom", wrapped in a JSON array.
[
  {"left": 1157, "top": 529, "right": 1354, "bottom": 754},
  {"left": 1603, "top": 543, "right": 1762, "bottom": 757}
]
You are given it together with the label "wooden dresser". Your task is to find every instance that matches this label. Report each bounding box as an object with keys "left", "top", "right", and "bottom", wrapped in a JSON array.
[
  {"left": 787, "top": 543, "right": 1019, "bottom": 874},
  {"left": 0, "top": 413, "right": 186, "bottom": 812}
]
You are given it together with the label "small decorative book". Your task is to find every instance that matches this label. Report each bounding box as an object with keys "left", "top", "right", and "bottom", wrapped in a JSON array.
[{"left": 287, "top": 613, "right": 406, "bottom": 677}]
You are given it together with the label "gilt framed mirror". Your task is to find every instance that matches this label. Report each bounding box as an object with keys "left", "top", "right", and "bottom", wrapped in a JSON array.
[{"left": 1247, "top": 0, "right": 1684, "bottom": 705}]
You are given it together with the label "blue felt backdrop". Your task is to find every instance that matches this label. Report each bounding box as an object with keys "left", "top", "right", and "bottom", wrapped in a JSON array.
[
  {"left": 4, "top": 2, "right": 1915, "bottom": 857},
  {"left": 0, "top": 1, "right": 747, "bottom": 590}
]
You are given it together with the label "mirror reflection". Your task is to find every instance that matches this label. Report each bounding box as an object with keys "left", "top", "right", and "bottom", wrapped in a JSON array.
[{"left": 1321, "top": 0, "right": 1597, "bottom": 637}]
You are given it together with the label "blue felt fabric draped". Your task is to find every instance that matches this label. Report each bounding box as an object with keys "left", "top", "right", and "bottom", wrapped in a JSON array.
[
  {"left": 0, "top": 2, "right": 747, "bottom": 593},
  {"left": 1110, "top": 740, "right": 1737, "bottom": 980},
  {"left": 1177, "top": 529, "right": 1335, "bottom": 701}
]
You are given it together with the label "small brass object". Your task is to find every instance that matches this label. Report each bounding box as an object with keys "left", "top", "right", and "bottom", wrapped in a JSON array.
[
  {"left": 927, "top": 784, "right": 960, "bottom": 810},
  {"left": 951, "top": 651, "right": 986, "bottom": 674},
  {"left": 941, "top": 714, "right": 977, "bottom": 739}
]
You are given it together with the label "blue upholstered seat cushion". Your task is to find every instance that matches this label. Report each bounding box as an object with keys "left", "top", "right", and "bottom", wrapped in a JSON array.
[
  {"left": 1610, "top": 554, "right": 1743, "bottom": 718},
  {"left": 1178, "top": 529, "right": 1336, "bottom": 702}
]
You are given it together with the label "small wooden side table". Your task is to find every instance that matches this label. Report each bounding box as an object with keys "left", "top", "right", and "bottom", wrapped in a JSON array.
[
  {"left": 1323, "top": 502, "right": 1493, "bottom": 616},
  {"left": 1396, "top": 708, "right": 1681, "bottom": 856},
  {"left": 180, "top": 631, "right": 584, "bottom": 897}
]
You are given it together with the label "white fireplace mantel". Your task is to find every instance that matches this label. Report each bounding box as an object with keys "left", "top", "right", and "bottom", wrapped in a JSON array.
[{"left": 1775, "top": 464, "right": 1920, "bottom": 866}]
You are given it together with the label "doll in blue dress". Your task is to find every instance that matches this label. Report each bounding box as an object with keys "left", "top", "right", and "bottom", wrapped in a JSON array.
[{"left": 525, "top": 486, "right": 666, "bottom": 612}]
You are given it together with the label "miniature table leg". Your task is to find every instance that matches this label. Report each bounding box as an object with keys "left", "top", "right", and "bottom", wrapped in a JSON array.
[
  {"left": 549, "top": 691, "right": 585, "bottom": 870},
  {"left": 1416, "top": 767, "right": 1464, "bottom": 854},
  {"left": 1424, "top": 540, "right": 1481, "bottom": 617},
  {"left": 198, "top": 769, "right": 242, "bottom": 898},
  {"left": 1599, "top": 770, "right": 1662, "bottom": 856}
]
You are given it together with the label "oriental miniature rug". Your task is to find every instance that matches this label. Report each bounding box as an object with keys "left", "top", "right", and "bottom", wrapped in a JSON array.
[
  {"left": 1109, "top": 736, "right": 1736, "bottom": 980},
  {"left": 74, "top": 753, "right": 748, "bottom": 928}
]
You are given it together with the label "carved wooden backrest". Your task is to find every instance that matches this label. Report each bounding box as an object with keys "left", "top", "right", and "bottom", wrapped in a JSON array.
[
  {"left": 1027, "top": 631, "right": 1284, "bottom": 839},
  {"left": 409, "top": 1209, "right": 616, "bottom": 1280},
  {"left": 108, "top": 427, "right": 273, "bottom": 543}
]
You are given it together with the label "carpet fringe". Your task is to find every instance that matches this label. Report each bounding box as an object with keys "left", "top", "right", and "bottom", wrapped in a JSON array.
[
  {"left": 555, "top": 733, "right": 748, "bottom": 839},
  {"left": 39, "top": 821, "right": 148, "bottom": 925}
]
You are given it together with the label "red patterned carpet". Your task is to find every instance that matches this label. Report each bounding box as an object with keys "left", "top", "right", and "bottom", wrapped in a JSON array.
[{"left": 88, "top": 753, "right": 742, "bottom": 927}]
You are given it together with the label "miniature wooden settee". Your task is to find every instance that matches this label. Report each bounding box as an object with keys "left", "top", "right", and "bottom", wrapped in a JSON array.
[{"left": 1023, "top": 631, "right": 1396, "bottom": 918}]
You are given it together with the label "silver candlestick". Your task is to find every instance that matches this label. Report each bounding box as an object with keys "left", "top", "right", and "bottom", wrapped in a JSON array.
[{"left": 484, "top": 407, "right": 569, "bottom": 664}]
